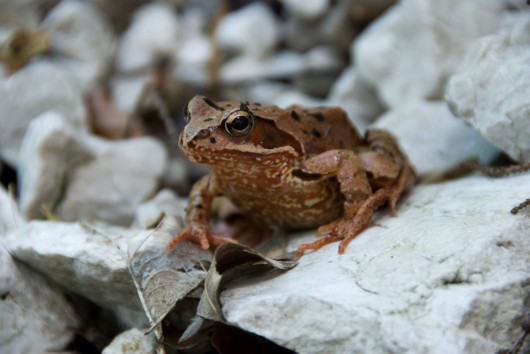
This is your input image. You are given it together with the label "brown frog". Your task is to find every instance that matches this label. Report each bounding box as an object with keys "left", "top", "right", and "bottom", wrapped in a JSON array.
[{"left": 168, "top": 95, "right": 415, "bottom": 256}]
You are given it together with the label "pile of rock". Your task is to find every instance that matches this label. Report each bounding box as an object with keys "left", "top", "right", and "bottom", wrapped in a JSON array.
[{"left": 0, "top": 0, "right": 529, "bottom": 353}]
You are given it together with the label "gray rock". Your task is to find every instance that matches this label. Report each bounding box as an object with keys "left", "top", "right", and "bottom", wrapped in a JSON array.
[
  {"left": 0, "top": 61, "right": 87, "bottom": 166},
  {"left": 56, "top": 135, "right": 168, "bottom": 225},
  {"left": 220, "top": 50, "right": 304, "bottom": 84},
  {"left": 215, "top": 2, "right": 280, "bottom": 59},
  {"left": 115, "top": 3, "right": 179, "bottom": 72},
  {"left": 0, "top": 246, "right": 80, "bottom": 354},
  {"left": 327, "top": 66, "right": 384, "bottom": 134},
  {"left": 279, "top": 0, "right": 330, "bottom": 20},
  {"left": 112, "top": 3, "right": 179, "bottom": 112},
  {"left": 3, "top": 218, "right": 212, "bottom": 330},
  {"left": 0, "top": 186, "right": 24, "bottom": 235},
  {"left": 243, "top": 81, "right": 325, "bottom": 108},
  {"left": 42, "top": 0, "right": 115, "bottom": 92},
  {"left": 219, "top": 172, "right": 530, "bottom": 354},
  {"left": 102, "top": 328, "right": 158, "bottom": 354},
  {"left": 220, "top": 47, "right": 342, "bottom": 84},
  {"left": 3, "top": 221, "right": 148, "bottom": 314},
  {"left": 445, "top": 13, "right": 530, "bottom": 163},
  {"left": 174, "top": 9, "right": 214, "bottom": 85},
  {"left": 17, "top": 111, "right": 168, "bottom": 225},
  {"left": 131, "top": 189, "right": 186, "bottom": 229},
  {"left": 18, "top": 112, "right": 94, "bottom": 220},
  {"left": 354, "top": 0, "right": 503, "bottom": 108},
  {"left": 373, "top": 100, "right": 500, "bottom": 177}
]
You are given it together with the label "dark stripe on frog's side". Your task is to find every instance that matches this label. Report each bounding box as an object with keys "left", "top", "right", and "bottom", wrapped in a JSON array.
[
  {"left": 203, "top": 118, "right": 214, "bottom": 122},
  {"left": 291, "top": 110, "right": 301, "bottom": 121},
  {"left": 292, "top": 169, "right": 322, "bottom": 181},
  {"left": 311, "top": 128, "right": 322, "bottom": 138},
  {"left": 203, "top": 97, "right": 225, "bottom": 111},
  {"left": 309, "top": 112, "right": 325, "bottom": 122}
]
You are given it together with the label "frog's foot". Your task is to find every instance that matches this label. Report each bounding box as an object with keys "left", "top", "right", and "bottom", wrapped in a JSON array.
[
  {"left": 166, "top": 224, "right": 236, "bottom": 251},
  {"left": 295, "top": 187, "right": 391, "bottom": 257},
  {"left": 295, "top": 233, "right": 342, "bottom": 258}
]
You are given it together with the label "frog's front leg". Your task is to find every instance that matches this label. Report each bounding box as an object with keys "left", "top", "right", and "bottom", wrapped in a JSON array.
[
  {"left": 167, "top": 175, "right": 235, "bottom": 251},
  {"left": 295, "top": 150, "right": 378, "bottom": 256}
]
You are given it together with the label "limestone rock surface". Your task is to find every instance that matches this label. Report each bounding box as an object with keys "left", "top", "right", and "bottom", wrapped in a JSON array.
[
  {"left": 0, "top": 246, "right": 80, "bottom": 354},
  {"left": 216, "top": 172, "right": 530, "bottom": 354},
  {"left": 373, "top": 100, "right": 500, "bottom": 177},
  {"left": 355, "top": 0, "right": 502, "bottom": 108},
  {"left": 0, "top": 61, "right": 87, "bottom": 166},
  {"left": 445, "top": 14, "right": 530, "bottom": 163}
]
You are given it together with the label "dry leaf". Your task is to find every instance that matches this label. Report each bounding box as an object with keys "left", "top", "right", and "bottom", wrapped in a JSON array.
[
  {"left": 127, "top": 217, "right": 212, "bottom": 338},
  {"left": 128, "top": 218, "right": 296, "bottom": 352},
  {"left": 0, "top": 28, "right": 49, "bottom": 72},
  {"left": 197, "top": 243, "right": 298, "bottom": 323}
]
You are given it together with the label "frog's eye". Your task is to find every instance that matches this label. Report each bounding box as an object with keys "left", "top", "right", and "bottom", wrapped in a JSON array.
[
  {"left": 224, "top": 111, "right": 255, "bottom": 137},
  {"left": 183, "top": 101, "right": 190, "bottom": 123}
]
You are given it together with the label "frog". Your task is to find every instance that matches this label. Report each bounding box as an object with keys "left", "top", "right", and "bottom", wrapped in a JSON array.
[{"left": 167, "top": 95, "right": 415, "bottom": 257}]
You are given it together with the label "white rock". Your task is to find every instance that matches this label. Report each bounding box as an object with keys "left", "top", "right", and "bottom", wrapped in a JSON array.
[
  {"left": 18, "top": 112, "right": 94, "bottom": 220},
  {"left": 160, "top": 157, "right": 191, "bottom": 195},
  {"left": 0, "top": 246, "right": 80, "bottom": 353},
  {"left": 220, "top": 51, "right": 304, "bottom": 83},
  {"left": 445, "top": 13, "right": 530, "bottom": 163},
  {"left": 174, "top": 33, "right": 212, "bottom": 84},
  {"left": 220, "top": 47, "right": 341, "bottom": 84},
  {"left": 4, "top": 221, "right": 148, "bottom": 314},
  {"left": 355, "top": 0, "right": 503, "bottom": 108},
  {"left": 215, "top": 2, "right": 280, "bottom": 58},
  {"left": 0, "top": 186, "right": 24, "bottom": 235},
  {"left": 110, "top": 75, "right": 149, "bottom": 114},
  {"left": 111, "top": 3, "right": 179, "bottom": 113},
  {"left": 373, "top": 100, "right": 500, "bottom": 177},
  {"left": 42, "top": 0, "right": 115, "bottom": 92},
  {"left": 0, "top": 61, "right": 87, "bottom": 166},
  {"left": 17, "top": 112, "right": 168, "bottom": 225},
  {"left": 219, "top": 172, "right": 530, "bottom": 354},
  {"left": 243, "top": 81, "right": 324, "bottom": 109},
  {"left": 102, "top": 328, "right": 157, "bottom": 354},
  {"left": 173, "top": 9, "right": 213, "bottom": 85},
  {"left": 56, "top": 136, "right": 168, "bottom": 225},
  {"left": 131, "top": 189, "right": 186, "bottom": 229},
  {"left": 115, "top": 3, "right": 179, "bottom": 72},
  {"left": 327, "top": 66, "right": 384, "bottom": 133},
  {"left": 280, "top": 0, "right": 330, "bottom": 20},
  {"left": 3, "top": 219, "right": 211, "bottom": 330}
]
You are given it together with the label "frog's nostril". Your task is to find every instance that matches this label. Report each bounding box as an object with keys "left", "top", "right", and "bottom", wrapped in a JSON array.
[{"left": 197, "top": 129, "right": 210, "bottom": 138}]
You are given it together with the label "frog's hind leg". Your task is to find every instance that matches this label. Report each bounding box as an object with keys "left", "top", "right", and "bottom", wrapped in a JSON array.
[{"left": 295, "top": 150, "right": 374, "bottom": 257}]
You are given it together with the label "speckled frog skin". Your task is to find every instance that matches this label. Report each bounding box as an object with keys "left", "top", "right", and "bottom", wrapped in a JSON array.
[{"left": 168, "top": 95, "right": 415, "bottom": 256}]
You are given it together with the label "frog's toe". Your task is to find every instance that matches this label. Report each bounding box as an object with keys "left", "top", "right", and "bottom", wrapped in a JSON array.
[
  {"left": 295, "top": 233, "right": 342, "bottom": 258},
  {"left": 166, "top": 225, "right": 237, "bottom": 252},
  {"left": 316, "top": 219, "right": 340, "bottom": 237},
  {"left": 166, "top": 225, "right": 211, "bottom": 251}
]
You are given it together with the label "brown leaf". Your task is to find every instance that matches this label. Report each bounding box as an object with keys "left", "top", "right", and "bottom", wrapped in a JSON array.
[
  {"left": 127, "top": 217, "right": 212, "bottom": 334},
  {"left": 0, "top": 28, "right": 49, "bottom": 72},
  {"left": 197, "top": 243, "right": 297, "bottom": 322}
]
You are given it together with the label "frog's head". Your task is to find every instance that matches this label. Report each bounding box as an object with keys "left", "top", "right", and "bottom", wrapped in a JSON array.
[{"left": 179, "top": 95, "right": 301, "bottom": 165}]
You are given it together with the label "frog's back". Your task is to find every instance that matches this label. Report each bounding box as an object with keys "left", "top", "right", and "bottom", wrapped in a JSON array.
[{"left": 276, "top": 105, "right": 362, "bottom": 156}]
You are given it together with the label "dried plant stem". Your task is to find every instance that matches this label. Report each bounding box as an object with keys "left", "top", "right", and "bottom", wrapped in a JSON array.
[{"left": 470, "top": 162, "right": 530, "bottom": 177}]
